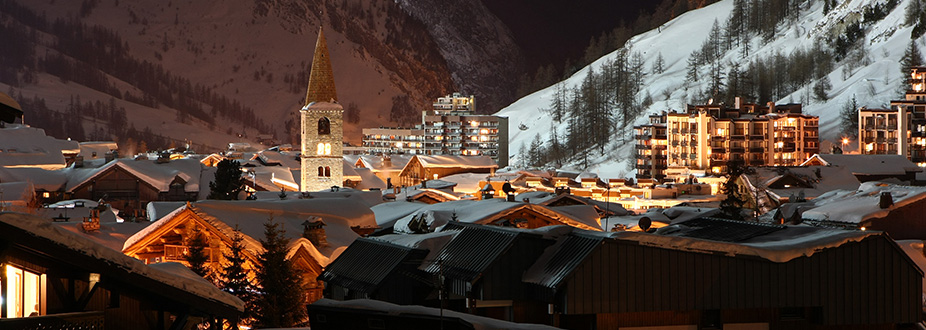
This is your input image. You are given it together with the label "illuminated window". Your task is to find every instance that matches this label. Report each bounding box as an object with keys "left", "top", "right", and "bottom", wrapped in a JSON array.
[
  {"left": 3, "top": 264, "right": 44, "bottom": 318},
  {"left": 316, "top": 143, "right": 331, "bottom": 155}
]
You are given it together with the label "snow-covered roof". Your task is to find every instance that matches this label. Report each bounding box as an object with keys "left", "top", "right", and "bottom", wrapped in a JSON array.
[
  {"left": 801, "top": 181, "right": 926, "bottom": 224},
  {"left": 391, "top": 198, "right": 602, "bottom": 234},
  {"left": 244, "top": 165, "right": 297, "bottom": 192},
  {"left": 748, "top": 165, "right": 861, "bottom": 202},
  {"left": 311, "top": 299, "right": 561, "bottom": 330},
  {"left": 371, "top": 200, "right": 429, "bottom": 229},
  {"left": 256, "top": 150, "right": 300, "bottom": 169},
  {"left": 0, "top": 167, "right": 69, "bottom": 191},
  {"left": 66, "top": 158, "right": 204, "bottom": 193},
  {"left": 0, "top": 181, "right": 33, "bottom": 207},
  {"left": 0, "top": 212, "right": 243, "bottom": 311},
  {"left": 342, "top": 159, "right": 362, "bottom": 180},
  {"left": 54, "top": 220, "right": 152, "bottom": 252},
  {"left": 78, "top": 141, "right": 118, "bottom": 160},
  {"left": 636, "top": 222, "right": 874, "bottom": 263},
  {"left": 146, "top": 201, "right": 187, "bottom": 222},
  {"left": 353, "top": 167, "right": 386, "bottom": 190},
  {"left": 0, "top": 124, "right": 79, "bottom": 169},
  {"left": 413, "top": 155, "right": 498, "bottom": 169},
  {"left": 433, "top": 172, "right": 489, "bottom": 193},
  {"left": 354, "top": 154, "right": 412, "bottom": 172},
  {"left": 125, "top": 198, "right": 375, "bottom": 264},
  {"left": 802, "top": 154, "right": 923, "bottom": 176}
]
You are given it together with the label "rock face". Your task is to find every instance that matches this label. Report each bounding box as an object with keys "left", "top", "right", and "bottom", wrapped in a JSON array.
[{"left": 395, "top": 0, "right": 526, "bottom": 113}]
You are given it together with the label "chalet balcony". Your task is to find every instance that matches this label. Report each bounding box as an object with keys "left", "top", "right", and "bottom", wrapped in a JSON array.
[
  {"left": 636, "top": 144, "right": 651, "bottom": 150},
  {"left": 749, "top": 134, "right": 765, "bottom": 140},
  {"left": 712, "top": 135, "right": 725, "bottom": 140},
  {"left": 749, "top": 147, "right": 764, "bottom": 153},
  {"left": 730, "top": 146, "right": 745, "bottom": 153},
  {"left": 654, "top": 134, "right": 667, "bottom": 139},
  {"left": 712, "top": 146, "right": 725, "bottom": 153},
  {"left": 635, "top": 134, "right": 651, "bottom": 140},
  {"left": 730, "top": 135, "right": 746, "bottom": 140}
]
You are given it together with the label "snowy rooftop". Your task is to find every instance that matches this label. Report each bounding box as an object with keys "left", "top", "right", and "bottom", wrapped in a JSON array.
[
  {"left": 391, "top": 198, "right": 602, "bottom": 234},
  {"left": 801, "top": 181, "right": 926, "bottom": 224},
  {"left": 802, "top": 154, "right": 923, "bottom": 176},
  {"left": 256, "top": 150, "right": 300, "bottom": 169},
  {"left": 0, "top": 167, "right": 69, "bottom": 191},
  {"left": 0, "top": 212, "right": 243, "bottom": 311},
  {"left": 413, "top": 155, "right": 498, "bottom": 169},
  {"left": 354, "top": 154, "right": 412, "bottom": 172},
  {"left": 125, "top": 198, "right": 376, "bottom": 264},
  {"left": 0, "top": 124, "right": 79, "bottom": 169},
  {"left": 66, "top": 158, "right": 205, "bottom": 193}
]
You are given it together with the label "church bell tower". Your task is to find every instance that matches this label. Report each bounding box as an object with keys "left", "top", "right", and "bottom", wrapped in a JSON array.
[{"left": 300, "top": 28, "right": 343, "bottom": 192}]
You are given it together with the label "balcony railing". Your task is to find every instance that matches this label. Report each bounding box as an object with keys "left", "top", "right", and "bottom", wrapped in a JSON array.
[{"left": 0, "top": 311, "right": 104, "bottom": 330}]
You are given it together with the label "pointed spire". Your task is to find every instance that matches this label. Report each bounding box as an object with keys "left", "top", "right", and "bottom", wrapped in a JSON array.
[{"left": 304, "top": 27, "right": 338, "bottom": 106}]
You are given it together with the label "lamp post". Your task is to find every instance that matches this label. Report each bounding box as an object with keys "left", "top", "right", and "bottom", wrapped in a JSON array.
[{"left": 842, "top": 137, "right": 849, "bottom": 154}]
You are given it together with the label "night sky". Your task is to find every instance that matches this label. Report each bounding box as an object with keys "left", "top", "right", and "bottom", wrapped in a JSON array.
[{"left": 481, "top": 0, "right": 664, "bottom": 68}]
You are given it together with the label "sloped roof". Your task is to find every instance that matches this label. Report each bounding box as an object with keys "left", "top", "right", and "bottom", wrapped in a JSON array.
[
  {"left": 802, "top": 154, "right": 922, "bottom": 176},
  {"left": 320, "top": 238, "right": 428, "bottom": 293},
  {"left": 256, "top": 150, "right": 300, "bottom": 169},
  {"left": 414, "top": 155, "right": 498, "bottom": 169},
  {"left": 124, "top": 198, "right": 375, "bottom": 265},
  {"left": 66, "top": 158, "right": 204, "bottom": 193},
  {"left": 391, "top": 198, "right": 602, "bottom": 233},
  {"left": 353, "top": 167, "right": 386, "bottom": 190},
  {"left": 355, "top": 154, "right": 413, "bottom": 172},
  {"left": 523, "top": 232, "right": 603, "bottom": 289},
  {"left": 423, "top": 224, "right": 525, "bottom": 281},
  {"left": 801, "top": 181, "right": 926, "bottom": 224},
  {"left": 0, "top": 167, "right": 68, "bottom": 191},
  {"left": 0, "top": 213, "right": 244, "bottom": 313},
  {"left": 0, "top": 124, "right": 79, "bottom": 169}
]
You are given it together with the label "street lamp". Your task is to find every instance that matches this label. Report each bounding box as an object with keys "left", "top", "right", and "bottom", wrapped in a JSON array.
[{"left": 841, "top": 137, "right": 849, "bottom": 153}]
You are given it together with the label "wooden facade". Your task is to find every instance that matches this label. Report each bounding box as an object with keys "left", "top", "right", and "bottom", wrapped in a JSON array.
[
  {"left": 399, "top": 156, "right": 496, "bottom": 187},
  {"left": 551, "top": 233, "right": 921, "bottom": 329},
  {"left": 0, "top": 213, "right": 240, "bottom": 329},
  {"left": 122, "top": 205, "right": 326, "bottom": 304},
  {"left": 69, "top": 165, "right": 197, "bottom": 218}
]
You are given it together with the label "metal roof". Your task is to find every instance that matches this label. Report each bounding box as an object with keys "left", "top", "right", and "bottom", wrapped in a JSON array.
[
  {"left": 320, "top": 238, "right": 427, "bottom": 293},
  {"left": 523, "top": 233, "right": 603, "bottom": 289},
  {"left": 425, "top": 223, "right": 522, "bottom": 282}
]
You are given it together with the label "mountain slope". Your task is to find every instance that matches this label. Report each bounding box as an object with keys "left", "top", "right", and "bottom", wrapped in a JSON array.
[{"left": 498, "top": 0, "right": 926, "bottom": 178}]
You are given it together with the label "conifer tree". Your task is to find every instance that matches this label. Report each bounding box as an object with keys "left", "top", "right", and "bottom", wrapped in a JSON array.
[
  {"left": 840, "top": 95, "right": 859, "bottom": 139},
  {"left": 208, "top": 159, "right": 244, "bottom": 200},
  {"left": 719, "top": 160, "right": 750, "bottom": 220},
  {"left": 901, "top": 40, "right": 923, "bottom": 85},
  {"left": 652, "top": 53, "right": 665, "bottom": 74},
  {"left": 219, "top": 226, "right": 258, "bottom": 327},
  {"left": 184, "top": 228, "right": 211, "bottom": 278},
  {"left": 254, "top": 217, "right": 307, "bottom": 328}
]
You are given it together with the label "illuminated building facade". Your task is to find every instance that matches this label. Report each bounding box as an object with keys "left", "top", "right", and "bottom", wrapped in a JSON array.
[
  {"left": 362, "top": 93, "right": 509, "bottom": 167},
  {"left": 635, "top": 99, "right": 819, "bottom": 178},
  {"left": 860, "top": 66, "right": 926, "bottom": 167}
]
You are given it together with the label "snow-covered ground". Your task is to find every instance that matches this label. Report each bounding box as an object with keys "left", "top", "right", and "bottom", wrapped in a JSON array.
[{"left": 497, "top": 0, "right": 925, "bottom": 177}]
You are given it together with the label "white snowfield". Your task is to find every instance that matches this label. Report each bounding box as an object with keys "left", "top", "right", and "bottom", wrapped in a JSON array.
[{"left": 496, "top": 0, "right": 924, "bottom": 176}]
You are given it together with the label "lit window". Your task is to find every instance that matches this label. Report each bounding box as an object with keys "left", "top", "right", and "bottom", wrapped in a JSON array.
[
  {"left": 317, "top": 143, "right": 324, "bottom": 155},
  {"left": 4, "top": 265, "right": 44, "bottom": 318},
  {"left": 324, "top": 143, "right": 331, "bottom": 155}
]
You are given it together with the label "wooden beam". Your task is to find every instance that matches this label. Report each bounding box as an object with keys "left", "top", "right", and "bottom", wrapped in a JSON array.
[{"left": 168, "top": 312, "right": 189, "bottom": 330}]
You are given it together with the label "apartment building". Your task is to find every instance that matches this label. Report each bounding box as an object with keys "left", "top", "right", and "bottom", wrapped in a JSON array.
[
  {"left": 635, "top": 98, "right": 819, "bottom": 179},
  {"left": 859, "top": 66, "right": 926, "bottom": 166},
  {"left": 362, "top": 93, "right": 509, "bottom": 167}
]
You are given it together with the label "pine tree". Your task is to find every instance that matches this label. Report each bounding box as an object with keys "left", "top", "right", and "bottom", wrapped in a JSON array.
[
  {"left": 686, "top": 51, "right": 701, "bottom": 84},
  {"left": 840, "top": 95, "right": 859, "bottom": 139},
  {"left": 652, "top": 53, "right": 665, "bottom": 74},
  {"left": 208, "top": 159, "right": 244, "bottom": 200},
  {"left": 813, "top": 76, "right": 832, "bottom": 101},
  {"left": 719, "top": 160, "right": 749, "bottom": 220},
  {"left": 218, "top": 226, "right": 258, "bottom": 327},
  {"left": 184, "top": 228, "right": 211, "bottom": 278},
  {"left": 254, "top": 218, "right": 307, "bottom": 328},
  {"left": 900, "top": 40, "right": 923, "bottom": 93}
]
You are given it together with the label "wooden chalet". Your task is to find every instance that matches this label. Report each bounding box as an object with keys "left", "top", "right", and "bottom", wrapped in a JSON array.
[
  {"left": 123, "top": 198, "right": 376, "bottom": 304},
  {"left": 320, "top": 238, "right": 432, "bottom": 305},
  {"left": 399, "top": 155, "right": 497, "bottom": 187},
  {"left": 67, "top": 158, "right": 204, "bottom": 218},
  {"left": 0, "top": 213, "right": 242, "bottom": 329}
]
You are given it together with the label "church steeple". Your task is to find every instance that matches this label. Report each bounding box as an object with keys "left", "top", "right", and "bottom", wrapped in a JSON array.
[{"left": 304, "top": 28, "right": 338, "bottom": 106}]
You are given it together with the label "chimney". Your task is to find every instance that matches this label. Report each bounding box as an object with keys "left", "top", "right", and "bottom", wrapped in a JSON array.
[
  {"left": 74, "top": 156, "right": 84, "bottom": 168},
  {"left": 767, "top": 101, "right": 776, "bottom": 113},
  {"left": 879, "top": 192, "right": 894, "bottom": 209},
  {"left": 104, "top": 151, "right": 115, "bottom": 163},
  {"left": 302, "top": 217, "right": 328, "bottom": 247}
]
